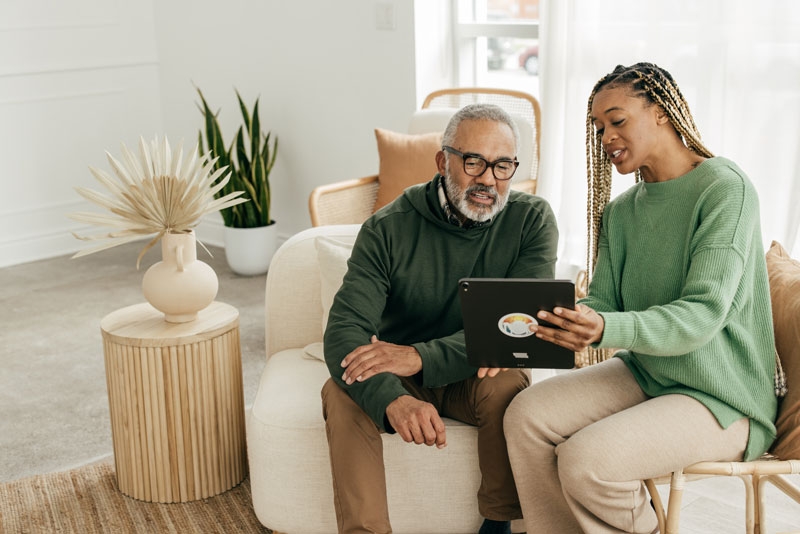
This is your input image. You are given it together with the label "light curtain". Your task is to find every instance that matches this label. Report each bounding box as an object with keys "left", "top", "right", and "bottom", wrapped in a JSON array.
[{"left": 538, "top": 0, "right": 800, "bottom": 269}]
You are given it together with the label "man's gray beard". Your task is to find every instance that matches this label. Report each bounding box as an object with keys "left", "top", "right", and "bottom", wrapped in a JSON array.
[{"left": 443, "top": 162, "right": 509, "bottom": 223}]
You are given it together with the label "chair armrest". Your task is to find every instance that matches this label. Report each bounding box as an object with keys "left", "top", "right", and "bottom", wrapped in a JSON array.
[
  {"left": 309, "top": 175, "right": 379, "bottom": 226},
  {"left": 265, "top": 225, "right": 362, "bottom": 357}
]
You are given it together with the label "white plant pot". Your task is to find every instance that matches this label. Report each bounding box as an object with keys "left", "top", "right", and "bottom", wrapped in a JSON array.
[{"left": 223, "top": 224, "right": 277, "bottom": 276}]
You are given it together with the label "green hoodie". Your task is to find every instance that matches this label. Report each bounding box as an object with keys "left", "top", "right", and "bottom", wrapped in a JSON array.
[
  {"left": 582, "top": 157, "right": 778, "bottom": 460},
  {"left": 323, "top": 174, "right": 559, "bottom": 430}
]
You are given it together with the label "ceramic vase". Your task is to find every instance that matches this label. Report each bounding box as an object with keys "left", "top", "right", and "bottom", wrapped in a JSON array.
[
  {"left": 142, "top": 230, "right": 218, "bottom": 323},
  {"left": 223, "top": 224, "right": 277, "bottom": 276}
]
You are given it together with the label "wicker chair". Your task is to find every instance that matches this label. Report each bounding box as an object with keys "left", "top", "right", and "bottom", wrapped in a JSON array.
[
  {"left": 643, "top": 241, "right": 800, "bottom": 534},
  {"left": 308, "top": 88, "right": 541, "bottom": 227},
  {"left": 644, "top": 457, "right": 800, "bottom": 534}
]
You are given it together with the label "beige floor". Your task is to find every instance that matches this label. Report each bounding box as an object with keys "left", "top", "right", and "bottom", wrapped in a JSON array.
[{"left": 1, "top": 241, "right": 798, "bottom": 533}]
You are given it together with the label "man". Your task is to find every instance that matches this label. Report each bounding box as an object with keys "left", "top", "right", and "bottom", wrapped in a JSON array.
[{"left": 321, "top": 103, "right": 559, "bottom": 534}]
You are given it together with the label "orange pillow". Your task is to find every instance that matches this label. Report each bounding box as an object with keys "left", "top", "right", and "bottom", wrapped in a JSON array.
[
  {"left": 767, "top": 241, "right": 800, "bottom": 460},
  {"left": 373, "top": 128, "right": 443, "bottom": 212}
]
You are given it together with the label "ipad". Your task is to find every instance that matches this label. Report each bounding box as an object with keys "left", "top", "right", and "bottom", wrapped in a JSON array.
[{"left": 458, "top": 278, "right": 576, "bottom": 369}]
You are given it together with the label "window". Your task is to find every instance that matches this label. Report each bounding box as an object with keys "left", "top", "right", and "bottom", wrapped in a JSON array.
[{"left": 453, "top": 0, "right": 540, "bottom": 96}]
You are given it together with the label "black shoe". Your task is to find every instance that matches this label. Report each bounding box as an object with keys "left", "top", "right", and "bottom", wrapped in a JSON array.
[{"left": 479, "top": 519, "right": 511, "bottom": 534}]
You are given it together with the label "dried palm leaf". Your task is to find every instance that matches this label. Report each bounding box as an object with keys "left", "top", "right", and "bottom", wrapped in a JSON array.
[{"left": 69, "top": 136, "right": 249, "bottom": 268}]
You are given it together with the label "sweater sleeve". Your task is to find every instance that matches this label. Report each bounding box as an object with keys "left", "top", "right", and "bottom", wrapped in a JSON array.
[
  {"left": 323, "top": 224, "right": 409, "bottom": 431},
  {"left": 597, "top": 176, "right": 755, "bottom": 355}
]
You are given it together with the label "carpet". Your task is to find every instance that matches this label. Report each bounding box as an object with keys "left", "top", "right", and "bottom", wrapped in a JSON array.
[{"left": 0, "top": 462, "right": 272, "bottom": 533}]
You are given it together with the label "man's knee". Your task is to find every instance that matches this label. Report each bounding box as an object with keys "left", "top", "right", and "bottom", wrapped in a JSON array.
[
  {"left": 475, "top": 370, "right": 530, "bottom": 416},
  {"left": 322, "top": 377, "right": 348, "bottom": 420},
  {"left": 322, "top": 377, "right": 381, "bottom": 437}
]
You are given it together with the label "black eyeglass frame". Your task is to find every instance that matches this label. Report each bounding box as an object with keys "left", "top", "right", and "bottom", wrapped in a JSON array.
[{"left": 442, "top": 145, "right": 519, "bottom": 181}]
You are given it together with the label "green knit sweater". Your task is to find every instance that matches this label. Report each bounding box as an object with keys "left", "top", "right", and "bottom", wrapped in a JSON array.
[
  {"left": 582, "top": 157, "right": 777, "bottom": 460},
  {"left": 323, "top": 174, "right": 559, "bottom": 431}
]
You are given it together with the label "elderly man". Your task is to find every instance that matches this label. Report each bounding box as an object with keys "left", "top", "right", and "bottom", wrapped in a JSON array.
[{"left": 321, "top": 103, "right": 559, "bottom": 534}]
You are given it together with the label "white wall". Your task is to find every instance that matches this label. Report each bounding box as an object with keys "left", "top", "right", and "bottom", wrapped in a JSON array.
[
  {"left": 1, "top": 0, "right": 422, "bottom": 267},
  {"left": 0, "top": 1, "right": 163, "bottom": 267},
  {"left": 153, "top": 0, "right": 420, "bottom": 247}
]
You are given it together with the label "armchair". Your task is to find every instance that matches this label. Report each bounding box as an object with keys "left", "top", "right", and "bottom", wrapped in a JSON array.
[{"left": 248, "top": 224, "right": 521, "bottom": 533}]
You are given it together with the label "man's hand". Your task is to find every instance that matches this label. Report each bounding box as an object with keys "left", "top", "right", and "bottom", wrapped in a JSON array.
[
  {"left": 533, "top": 303, "right": 604, "bottom": 352},
  {"left": 476, "top": 367, "right": 508, "bottom": 378},
  {"left": 341, "top": 335, "right": 423, "bottom": 385},
  {"left": 386, "top": 395, "right": 447, "bottom": 449}
]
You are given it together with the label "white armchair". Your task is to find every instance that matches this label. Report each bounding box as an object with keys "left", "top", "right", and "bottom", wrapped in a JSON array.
[{"left": 248, "top": 224, "right": 494, "bottom": 534}]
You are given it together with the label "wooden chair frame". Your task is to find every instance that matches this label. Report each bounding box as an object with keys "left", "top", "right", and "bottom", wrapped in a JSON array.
[{"left": 644, "top": 455, "right": 800, "bottom": 533}]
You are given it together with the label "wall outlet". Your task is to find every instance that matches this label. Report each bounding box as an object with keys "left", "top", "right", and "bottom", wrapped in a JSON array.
[{"left": 375, "top": 2, "right": 396, "bottom": 31}]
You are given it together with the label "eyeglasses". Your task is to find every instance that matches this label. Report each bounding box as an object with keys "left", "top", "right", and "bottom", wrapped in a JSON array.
[{"left": 442, "top": 146, "right": 519, "bottom": 181}]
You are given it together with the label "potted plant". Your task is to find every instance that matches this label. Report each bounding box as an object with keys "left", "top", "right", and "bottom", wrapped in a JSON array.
[{"left": 197, "top": 87, "right": 279, "bottom": 276}]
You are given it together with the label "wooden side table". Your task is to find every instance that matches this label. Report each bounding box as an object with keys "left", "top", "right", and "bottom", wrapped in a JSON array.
[{"left": 100, "top": 301, "right": 246, "bottom": 503}]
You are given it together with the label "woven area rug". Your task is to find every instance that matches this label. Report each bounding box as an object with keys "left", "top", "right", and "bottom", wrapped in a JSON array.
[{"left": 0, "top": 462, "right": 272, "bottom": 533}]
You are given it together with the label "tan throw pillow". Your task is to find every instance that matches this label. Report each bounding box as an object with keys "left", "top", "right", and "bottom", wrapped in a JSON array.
[
  {"left": 373, "top": 128, "right": 443, "bottom": 212},
  {"left": 767, "top": 241, "right": 800, "bottom": 460}
]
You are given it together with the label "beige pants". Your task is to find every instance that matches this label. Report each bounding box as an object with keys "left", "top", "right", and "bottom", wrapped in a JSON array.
[
  {"left": 321, "top": 370, "right": 529, "bottom": 534},
  {"left": 504, "top": 358, "right": 750, "bottom": 534}
]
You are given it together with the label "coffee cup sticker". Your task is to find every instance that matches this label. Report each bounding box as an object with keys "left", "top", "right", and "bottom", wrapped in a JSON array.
[{"left": 498, "top": 313, "right": 538, "bottom": 338}]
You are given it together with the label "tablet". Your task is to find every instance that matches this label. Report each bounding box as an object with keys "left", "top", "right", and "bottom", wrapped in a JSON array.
[{"left": 458, "top": 278, "right": 576, "bottom": 369}]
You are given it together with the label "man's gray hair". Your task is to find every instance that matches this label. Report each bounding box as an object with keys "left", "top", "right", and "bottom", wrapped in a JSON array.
[{"left": 441, "top": 103, "right": 520, "bottom": 152}]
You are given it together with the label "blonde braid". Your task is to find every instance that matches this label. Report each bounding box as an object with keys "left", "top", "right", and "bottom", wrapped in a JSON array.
[
  {"left": 584, "top": 86, "right": 613, "bottom": 281},
  {"left": 633, "top": 66, "right": 714, "bottom": 158}
]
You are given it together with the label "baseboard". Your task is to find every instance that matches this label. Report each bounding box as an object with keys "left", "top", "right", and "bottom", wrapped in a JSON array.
[{"left": 0, "top": 218, "right": 292, "bottom": 269}]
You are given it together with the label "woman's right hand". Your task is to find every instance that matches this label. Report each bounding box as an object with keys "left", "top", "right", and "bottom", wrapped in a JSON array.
[{"left": 533, "top": 303, "right": 604, "bottom": 352}]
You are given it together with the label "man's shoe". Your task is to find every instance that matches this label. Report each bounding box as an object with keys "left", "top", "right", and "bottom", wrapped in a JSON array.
[{"left": 478, "top": 519, "right": 511, "bottom": 534}]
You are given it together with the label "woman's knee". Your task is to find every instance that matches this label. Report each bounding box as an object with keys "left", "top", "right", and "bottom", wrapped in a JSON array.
[
  {"left": 555, "top": 433, "right": 604, "bottom": 492},
  {"left": 502, "top": 383, "right": 558, "bottom": 445}
]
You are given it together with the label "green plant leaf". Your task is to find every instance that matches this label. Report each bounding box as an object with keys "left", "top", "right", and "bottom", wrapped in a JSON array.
[{"left": 197, "top": 86, "right": 277, "bottom": 228}]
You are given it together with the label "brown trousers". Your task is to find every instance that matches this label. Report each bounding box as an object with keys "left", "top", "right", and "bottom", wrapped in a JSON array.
[{"left": 321, "top": 370, "right": 529, "bottom": 534}]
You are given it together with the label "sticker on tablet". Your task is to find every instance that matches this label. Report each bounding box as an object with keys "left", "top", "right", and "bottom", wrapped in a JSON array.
[{"left": 498, "top": 313, "right": 538, "bottom": 338}]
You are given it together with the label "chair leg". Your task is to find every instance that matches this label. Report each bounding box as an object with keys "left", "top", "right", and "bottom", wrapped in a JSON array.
[
  {"left": 644, "top": 479, "right": 666, "bottom": 533},
  {"left": 664, "top": 469, "right": 687, "bottom": 534},
  {"left": 750, "top": 474, "right": 761, "bottom": 534},
  {"left": 736, "top": 474, "right": 756, "bottom": 534},
  {"left": 758, "top": 474, "right": 800, "bottom": 534}
]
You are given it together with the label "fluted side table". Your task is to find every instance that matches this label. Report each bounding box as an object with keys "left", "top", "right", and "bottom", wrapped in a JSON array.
[{"left": 100, "top": 301, "right": 246, "bottom": 503}]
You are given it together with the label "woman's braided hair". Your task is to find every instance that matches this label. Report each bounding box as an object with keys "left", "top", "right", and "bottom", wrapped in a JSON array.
[{"left": 584, "top": 62, "right": 714, "bottom": 279}]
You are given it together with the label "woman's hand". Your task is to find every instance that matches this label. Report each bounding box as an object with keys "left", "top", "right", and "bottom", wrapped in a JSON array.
[{"left": 534, "top": 303, "right": 604, "bottom": 352}]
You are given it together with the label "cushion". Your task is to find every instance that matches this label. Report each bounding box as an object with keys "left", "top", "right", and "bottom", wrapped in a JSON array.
[
  {"left": 767, "top": 241, "right": 800, "bottom": 460},
  {"left": 407, "top": 108, "right": 458, "bottom": 135},
  {"left": 303, "top": 341, "right": 325, "bottom": 362},
  {"left": 373, "top": 128, "right": 443, "bottom": 212},
  {"left": 314, "top": 235, "right": 355, "bottom": 336}
]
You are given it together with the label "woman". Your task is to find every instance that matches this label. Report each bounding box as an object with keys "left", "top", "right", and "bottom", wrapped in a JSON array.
[{"left": 503, "top": 62, "right": 778, "bottom": 533}]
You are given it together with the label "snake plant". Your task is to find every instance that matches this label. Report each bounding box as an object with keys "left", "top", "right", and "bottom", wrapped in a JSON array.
[{"left": 197, "top": 87, "right": 278, "bottom": 228}]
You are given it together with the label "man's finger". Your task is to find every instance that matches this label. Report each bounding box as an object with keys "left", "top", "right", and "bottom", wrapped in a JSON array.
[{"left": 433, "top": 416, "right": 447, "bottom": 449}]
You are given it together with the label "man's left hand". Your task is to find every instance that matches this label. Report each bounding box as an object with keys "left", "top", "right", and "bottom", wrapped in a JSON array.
[
  {"left": 476, "top": 367, "right": 508, "bottom": 378},
  {"left": 341, "top": 335, "right": 423, "bottom": 385}
]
